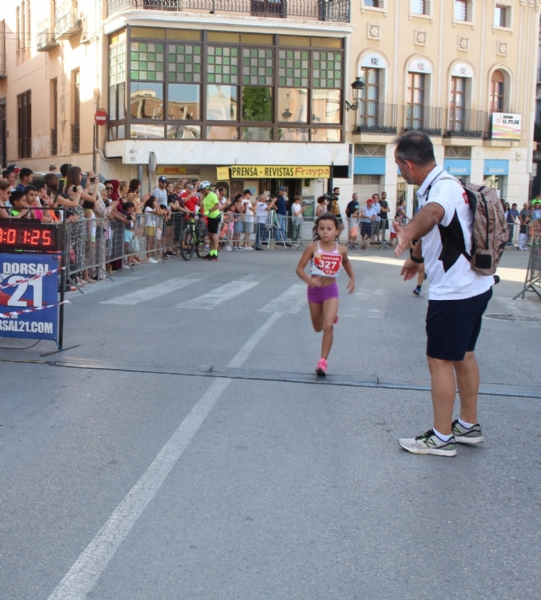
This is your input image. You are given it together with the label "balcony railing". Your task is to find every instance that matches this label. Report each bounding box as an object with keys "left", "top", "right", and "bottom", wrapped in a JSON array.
[
  {"left": 106, "top": 0, "right": 351, "bottom": 22},
  {"left": 404, "top": 105, "right": 442, "bottom": 136},
  {"left": 56, "top": 1, "right": 82, "bottom": 40},
  {"left": 71, "top": 124, "right": 80, "bottom": 154},
  {"left": 37, "top": 19, "right": 59, "bottom": 51},
  {"left": 51, "top": 129, "right": 58, "bottom": 156},
  {"left": 443, "top": 108, "right": 484, "bottom": 138},
  {"left": 355, "top": 102, "right": 397, "bottom": 135}
]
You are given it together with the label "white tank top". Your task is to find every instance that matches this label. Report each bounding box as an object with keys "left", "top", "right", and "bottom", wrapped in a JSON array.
[{"left": 310, "top": 242, "right": 342, "bottom": 278}]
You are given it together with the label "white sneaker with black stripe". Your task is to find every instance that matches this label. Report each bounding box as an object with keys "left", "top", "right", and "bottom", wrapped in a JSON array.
[
  {"left": 398, "top": 429, "right": 457, "bottom": 457},
  {"left": 452, "top": 420, "right": 483, "bottom": 444}
]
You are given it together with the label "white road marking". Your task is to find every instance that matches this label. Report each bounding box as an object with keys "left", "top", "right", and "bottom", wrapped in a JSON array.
[
  {"left": 258, "top": 284, "right": 306, "bottom": 314},
  {"left": 100, "top": 278, "right": 200, "bottom": 306},
  {"left": 228, "top": 311, "right": 282, "bottom": 368},
  {"left": 176, "top": 280, "right": 259, "bottom": 309},
  {"left": 349, "top": 255, "right": 404, "bottom": 267},
  {"left": 67, "top": 276, "right": 143, "bottom": 296},
  {"left": 47, "top": 311, "right": 283, "bottom": 600}
]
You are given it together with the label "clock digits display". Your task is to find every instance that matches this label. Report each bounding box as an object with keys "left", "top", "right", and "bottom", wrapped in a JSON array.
[{"left": 0, "top": 224, "right": 58, "bottom": 251}]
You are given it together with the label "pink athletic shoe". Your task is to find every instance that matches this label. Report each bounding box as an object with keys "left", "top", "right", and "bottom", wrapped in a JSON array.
[{"left": 315, "top": 358, "right": 328, "bottom": 377}]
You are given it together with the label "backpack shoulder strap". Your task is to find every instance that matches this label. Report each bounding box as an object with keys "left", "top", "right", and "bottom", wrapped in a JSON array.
[
  {"left": 426, "top": 176, "right": 462, "bottom": 198},
  {"left": 428, "top": 177, "right": 472, "bottom": 262}
]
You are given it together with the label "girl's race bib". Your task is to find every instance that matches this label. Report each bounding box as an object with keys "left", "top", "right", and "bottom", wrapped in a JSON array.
[{"left": 311, "top": 252, "right": 342, "bottom": 278}]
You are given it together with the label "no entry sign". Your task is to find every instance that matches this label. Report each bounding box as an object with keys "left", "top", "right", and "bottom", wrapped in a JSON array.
[{"left": 95, "top": 108, "right": 108, "bottom": 126}]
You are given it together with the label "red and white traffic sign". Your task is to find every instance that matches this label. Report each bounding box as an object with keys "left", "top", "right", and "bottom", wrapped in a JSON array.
[{"left": 94, "top": 109, "right": 108, "bottom": 126}]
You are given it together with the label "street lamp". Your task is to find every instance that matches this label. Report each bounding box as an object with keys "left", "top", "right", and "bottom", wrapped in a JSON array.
[
  {"left": 281, "top": 108, "right": 292, "bottom": 121},
  {"left": 345, "top": 77, "right": 365, "bottom": 111}
]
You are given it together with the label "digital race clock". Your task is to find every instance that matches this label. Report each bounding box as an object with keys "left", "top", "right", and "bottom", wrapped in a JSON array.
[{"left": 0, "top": 220, "right": 60, "bottom": 252}]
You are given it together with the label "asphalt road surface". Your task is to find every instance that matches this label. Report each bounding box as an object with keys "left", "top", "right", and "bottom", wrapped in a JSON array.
[{"left": 2, "top": 246, "right": 540, "bottom": 600}]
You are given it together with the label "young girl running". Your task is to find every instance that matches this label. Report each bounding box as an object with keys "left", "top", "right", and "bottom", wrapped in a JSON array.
[{"left": 296, "top": 213, "right": 355, "bottom": 376}]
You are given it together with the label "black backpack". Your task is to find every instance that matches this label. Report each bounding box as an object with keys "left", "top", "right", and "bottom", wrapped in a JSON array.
[{"left": 345, "top": 201, "right": 359, "bottom": 218}]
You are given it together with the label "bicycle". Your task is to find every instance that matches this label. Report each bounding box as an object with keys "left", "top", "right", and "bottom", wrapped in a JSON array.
[{"left": 179, "top": 213, "right": 208, "bottom": 260}]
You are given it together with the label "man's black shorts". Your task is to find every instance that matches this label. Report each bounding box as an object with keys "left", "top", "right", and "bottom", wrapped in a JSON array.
[
  {"left": 426, "top": 287, "right": 492, "bottom": 361},
  {"left": 207, "top": 216, "right": 221, "bottom": 234}
]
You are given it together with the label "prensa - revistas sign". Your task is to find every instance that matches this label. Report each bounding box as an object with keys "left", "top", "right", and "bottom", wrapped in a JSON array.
[
  {"left": 224, "top": 166, "right": 331, "bottom": 179},
  {"left": 491, "top": 113, "right": 522, "bottom": 141}
]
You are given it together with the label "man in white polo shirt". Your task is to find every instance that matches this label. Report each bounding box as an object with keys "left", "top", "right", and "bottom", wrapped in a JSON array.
[{"left": 393, "top": 131, "right": 494, "bottom": 458}]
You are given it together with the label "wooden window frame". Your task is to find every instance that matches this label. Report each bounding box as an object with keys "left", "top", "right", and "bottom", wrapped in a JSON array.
[
  {"left": 406, "top": 72, "right": 425, "bottom": 129},
  {"left": 359, "top": 67, "right": 380, "bottom": 128},
  {"left": 71, "top": 69, "right": 81, "bottom": 154},
  {"left": 449, "top": 76, "right": 467, "bottom": 130},
  {"left": 17, "top": 90, "right": 32, "bottom": 159},
  {"left": 490, "top": 71, "right": 505, "bottom": 113}
]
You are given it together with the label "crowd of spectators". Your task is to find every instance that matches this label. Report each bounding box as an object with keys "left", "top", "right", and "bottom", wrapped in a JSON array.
[
  {"left": 1, "top": 163, "right": 540, "bottom": 288},
  {"left": 503, "top": 198, "right": 541, "bottom": 250}
]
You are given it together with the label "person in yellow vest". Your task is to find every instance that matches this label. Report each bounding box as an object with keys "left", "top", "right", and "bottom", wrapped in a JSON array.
[{"left": 199, "top": 181, "right": 229, "bottom": 261}]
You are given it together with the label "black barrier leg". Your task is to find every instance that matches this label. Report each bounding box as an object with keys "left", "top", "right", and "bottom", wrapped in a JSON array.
[
  {"left": 513, "top": 239, "right": 541, "bottom": 300},
  {"left": 40, "top": 220, "right": 81, "bottom": 356}
]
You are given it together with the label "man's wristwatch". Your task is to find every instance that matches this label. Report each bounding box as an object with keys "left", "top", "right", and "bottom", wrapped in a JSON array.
[{"left": 410, "top": 254, "right": 424, "bottom": 264}]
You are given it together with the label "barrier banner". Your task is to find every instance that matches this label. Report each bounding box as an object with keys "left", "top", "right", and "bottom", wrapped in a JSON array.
[{"left": 0, "top": 253, "right": 61, "bottom": 340}]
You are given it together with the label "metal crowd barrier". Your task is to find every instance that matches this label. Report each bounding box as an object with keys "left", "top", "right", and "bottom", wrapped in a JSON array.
[
  {"left": 216, "top": 211, "right": 316, "bottom": 250},
  {"left": 514, "top": 236, "right": 541, "bottom": 300},
  {"left": 66, "top": 209, "right": 407, "bottom": 282},
  {"left": 345, "top": 217, "right": 394, "bottom": 250},
  {"left": 65, "top": 214, "right": 167, "bottom": 287}
]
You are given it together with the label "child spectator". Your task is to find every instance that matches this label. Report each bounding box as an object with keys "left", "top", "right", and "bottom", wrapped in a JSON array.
[
  {"left": 346, "top": 196, "right": 360, "bottom": 248},
  {"left": 123, "top": 201, "right": 138, "bottom": 264},
  {"left": 144, "top": 196, "right": 160, "bottom": 263},
  {"left": 231, "top": 193, "right": 245, "bottom": 251},
  {"left": 24, "top": 185, "right": 43, "bottom": 221},
  {"left": 8, "top": 191, "right": 31, "bottom": 218}
]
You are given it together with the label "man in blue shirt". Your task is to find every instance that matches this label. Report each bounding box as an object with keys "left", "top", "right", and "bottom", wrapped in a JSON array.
[
  {"left": 507, "top": 202, "right": 519, "bottom": 247},
  {"left": 274, "top": 186, "right": 290, "bottom": 245}
]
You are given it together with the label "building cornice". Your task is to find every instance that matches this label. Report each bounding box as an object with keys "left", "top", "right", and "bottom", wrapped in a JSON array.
[{"left": 103, "top": 11, "right": 354, "bottom": 37}]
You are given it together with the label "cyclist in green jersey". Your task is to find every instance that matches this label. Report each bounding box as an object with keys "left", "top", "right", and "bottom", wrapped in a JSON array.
[{"left": 200, "top": 181, "right": 229, "bottom": 261}]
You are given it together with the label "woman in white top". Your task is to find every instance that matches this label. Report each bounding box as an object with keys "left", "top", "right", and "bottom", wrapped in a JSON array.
[
  {"left": 242, "top": 190, "right": 255, "bottom": 250},
  {"left": 291, "top": 194, "right": 307, "bottom": 243}
]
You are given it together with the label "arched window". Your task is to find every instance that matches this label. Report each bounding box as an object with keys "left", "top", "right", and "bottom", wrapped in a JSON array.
[{"left": 490, "top": 70, "right": 505, "bottom": 113}]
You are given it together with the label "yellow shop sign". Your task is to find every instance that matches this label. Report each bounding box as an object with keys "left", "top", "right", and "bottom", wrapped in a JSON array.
[
  {"left": 216, "top": 167, "right": 230, "bottom": 180},
  {"left": 157, "top": 166, "right": 188, "bottom": 176},
  {"left": 226, "top": 165, "right": 330, "bottom": 179}
]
